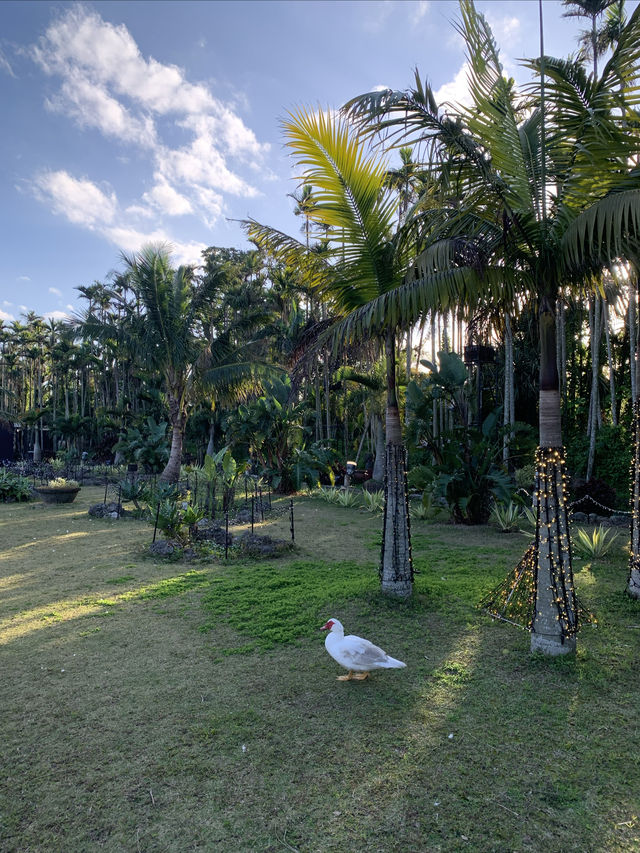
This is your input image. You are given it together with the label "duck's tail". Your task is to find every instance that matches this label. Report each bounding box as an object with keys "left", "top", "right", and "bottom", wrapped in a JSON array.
[{"left": 382, "top": 656, "right": 406, "bottom": 669}]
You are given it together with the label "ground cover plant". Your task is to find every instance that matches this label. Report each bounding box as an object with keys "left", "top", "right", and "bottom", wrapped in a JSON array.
[{"left": 0, "top": 487, "right": 638, "bottom": 851}]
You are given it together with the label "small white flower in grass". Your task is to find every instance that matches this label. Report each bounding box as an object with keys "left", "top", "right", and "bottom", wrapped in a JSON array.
[
  {"left": 241, "top": 744, "right": 246, "bottom": 753},
  {"left": 448, "top": 733, "right": 454, "bottom": 739}
]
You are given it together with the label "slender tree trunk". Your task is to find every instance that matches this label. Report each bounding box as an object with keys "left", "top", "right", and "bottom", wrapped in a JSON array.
[
  {"left": 323, "top": 359, "right": 330, "bottom": 441},
  {"left": 415, "top": 320, "right": 425, "bottom": 374},
  {"left": 586, "top": 295, "right": 602, "bottom": 481},
  {"left": 630, "top": 280, "right": 637, "bottom": 404},
  {"left": 315, "top": 373, "right": 322, "bottom": 441},
  {"left": 355, "top": 408, "right": 368, "bottom": 465},
  {"left": 206, "top": 419, "right": 215, "bottom": 457},
  {"left": 531, "top": 293, "right": 577, "bottom": 655},
  {"left": 431, "top": 314, "right": 438, "bottom": 441},
  {"left": 503, "top": 314, "right": 514, "bottom": 465},
  {"left": 380, "top": 329, "right": 412, "bottom": 598},
  {"left": 628, "top": 400, "right": 640, "bottom": 598},
  {"left": 603, "top": 299, "right": 617, "bottom": 426},
  {"left": 371, "top": 414, "right": 385, "bottom": 483},
  {"left": 161, "top": 393, "right": 186, "bottom": 483}
]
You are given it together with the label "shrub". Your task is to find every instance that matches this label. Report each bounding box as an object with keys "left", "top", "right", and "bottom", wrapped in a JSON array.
[
  {"left": 514, "top": 464, "right": 535, "bottom": 493},
  {"left": 0, "top": 470, "right": 33, "bottom": 502},
  {"left": 334, "top": 489, "right": 361, "bottom": 508},
  {"left": 361, "top": 489, "right": 384, "bottom": 513},
  {"left": 573, "top": 525, "right": 620, "bottom": 560},
  {"left": 489, "top": 501, "right": 522, "bottom": 533},
  {"left": 45, "top": 478, "right": 80, "bottom": 489}
]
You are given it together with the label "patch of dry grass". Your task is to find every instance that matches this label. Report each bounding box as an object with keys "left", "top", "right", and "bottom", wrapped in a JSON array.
[{"left": 0, "top": 488, "right": 638, "bottom": 851}]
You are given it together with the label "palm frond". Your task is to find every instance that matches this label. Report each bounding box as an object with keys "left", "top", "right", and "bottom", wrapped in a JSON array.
[{"left": 561, "top": 188, "right": 640, "bottom": 270}]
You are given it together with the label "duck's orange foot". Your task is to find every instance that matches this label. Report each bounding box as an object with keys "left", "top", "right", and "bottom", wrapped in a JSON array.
[
  {"left": 353, "top": 672, "right": 369, "bottom": 680},
  {"left": 337, "top": 671, "right": 354, "bottom": 681}
]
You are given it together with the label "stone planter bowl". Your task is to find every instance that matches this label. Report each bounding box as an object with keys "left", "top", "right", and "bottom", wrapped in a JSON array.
[{"left": 35, "top": 486, "right": 81, "bottom": 504}]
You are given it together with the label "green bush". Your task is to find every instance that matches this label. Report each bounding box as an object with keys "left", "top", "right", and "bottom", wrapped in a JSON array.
[{"left": 0, "top": 470, "right": 33, "bottom": 502}]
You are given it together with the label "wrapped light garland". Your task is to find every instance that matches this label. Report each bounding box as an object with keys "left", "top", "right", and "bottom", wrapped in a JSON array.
[
  {"left": 628, "top": 400, "right": 640, "bottom": 599},
  {"left": 379, "top": 443, "right": 413, "bottom": 596},
  {"left": 481, "top": 446, "right": 594, "bottom": 638}
]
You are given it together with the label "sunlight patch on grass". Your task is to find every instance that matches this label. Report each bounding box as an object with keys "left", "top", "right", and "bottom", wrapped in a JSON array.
[
  {"left": 0, "top": 571, "right": 213, "bottom": 644},
  {"left": 0, "top": 599, "right": 105, "bottom": 644}
]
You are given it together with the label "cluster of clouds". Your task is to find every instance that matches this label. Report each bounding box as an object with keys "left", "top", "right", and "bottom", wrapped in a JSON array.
[{"left": 28, "top": 4, "right": 271, "bottom": 265}]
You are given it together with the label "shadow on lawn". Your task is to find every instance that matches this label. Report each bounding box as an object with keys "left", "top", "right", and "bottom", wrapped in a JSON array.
[{"left": 1, "top": 494, "right": 639, "bottom": 852}]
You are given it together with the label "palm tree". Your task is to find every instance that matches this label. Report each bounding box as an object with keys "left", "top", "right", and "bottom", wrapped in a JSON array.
[
  {"left": 245, "top": 109, "right": 417, "bottom": 597},
  {"left": 562, "top": 0, "right": 619, "bottom": 77},
  {"left": 77, "top": 245, "right": 223, "bottom": 481},
  {"left": 343, "top": 0, "right": 640, "bottom": 649}
]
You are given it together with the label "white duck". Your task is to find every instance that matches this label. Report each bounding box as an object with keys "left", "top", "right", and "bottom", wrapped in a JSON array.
[{"left": 320, "top": 618, "right": 406, "bottom": 680}]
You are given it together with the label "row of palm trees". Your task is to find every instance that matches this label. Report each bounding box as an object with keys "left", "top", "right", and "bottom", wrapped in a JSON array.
[
  {"left": 2, "top": 0, "right": 639, "bottom": 655},
  {"left": 245, "top": 0, "right": 640, "bottom": 652}
]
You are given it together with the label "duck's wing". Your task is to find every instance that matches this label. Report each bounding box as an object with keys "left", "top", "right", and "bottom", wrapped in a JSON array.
[{"left": 341, "top": 635, "right": 390, "bottom": 667}]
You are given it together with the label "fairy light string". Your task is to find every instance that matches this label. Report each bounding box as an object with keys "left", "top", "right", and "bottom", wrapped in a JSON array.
[
  {"left": 628, "top": 400, "right": 640, "bottom": 597},
  {"left": 380, "top": 444, "right": 413, "bottom": 585},
  {"left": 481, "top": 446, "right": 594, "bottom": 633}
]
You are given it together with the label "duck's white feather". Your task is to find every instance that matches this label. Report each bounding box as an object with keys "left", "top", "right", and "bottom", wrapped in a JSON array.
[{"left": 323, "top": 619, "right": 406, "bottom": 672}]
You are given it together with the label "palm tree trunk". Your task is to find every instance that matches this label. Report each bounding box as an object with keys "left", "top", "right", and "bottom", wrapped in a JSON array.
[
  {"left": 630, "top": 280, "right": 637, "bottom": 404},
  {"left": 603, "top": 299, "right": 617, "bottom": 426},
  {"left": 380, "top": 329, "right": 412, "bottom": 598},
  {"left": 586, "top": 295, "right": 602, "bottom": 481},
  {"left": 161, "top": 394, "right": 186, "bottom": 483},
  {"left": 628, "top": 400, "right": 640, "bottom": 599},
  {"left": 371, "top": 414, "right": 385, "bottom": 482},
  {"left": 503, "top": 314, "right": 514, "bottom": 465},
  {"left": 531, "top": 294, "right": 577, "bottom": 655}
]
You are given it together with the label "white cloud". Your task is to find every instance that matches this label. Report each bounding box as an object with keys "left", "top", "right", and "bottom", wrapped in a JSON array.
[
  {"left": 102, "top": 224, "right": 207, "bottom": 266},
  {"left": 44, "top": 309, "right": 71, "bottom": 321},
  {"left": 33, "top": 171, "right": 117, "bottom": 228},
  {"left": 411, "top": 1, "right": 431, "bottom": 26},
  {"left": 435, "top": 63, "right": 473, "bottom": 110},
  {"left": 29, "top": 5, "right": 270, "bottom": 251},
  {"left": 362, "top": 1, "right": 394, "bottom": 34},
  {"left": 46, "top": 74, "right": 156, "bottom": 148},
  {"left": 124, "top": 203, "right": 155, "bottom": 219},
  {"left": 0, "top": 309, "right": 14, "bottom": 322},
  {"left": 17, "top": 276, "right": 31, "bottom": 282},
  {"left": 0, "top": 49, "right": 15, "bottom": 77},
  {"left": 49, "top": 287, "right": 62, "bottom": 297},
  {"left": 486, "top": 13, "right": 521, "bottom": 47},
  {"left": 143, "top": 176, "right": 193, "bottom": 216}
]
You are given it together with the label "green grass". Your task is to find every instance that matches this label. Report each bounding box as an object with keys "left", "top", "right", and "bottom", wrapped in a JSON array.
[{"left": 0, "top": 488, "right": 638, "bottom": 851}]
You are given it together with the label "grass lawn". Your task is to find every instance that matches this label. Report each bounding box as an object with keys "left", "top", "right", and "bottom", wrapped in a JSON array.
[{"left": 0, "top": 486, "right": 638, "bottom": 852}]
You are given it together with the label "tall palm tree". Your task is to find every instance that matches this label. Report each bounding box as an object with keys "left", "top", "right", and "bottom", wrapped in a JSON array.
[
  {"left": 245, "top": 109, "right": 417, "bottom": 597},
  {"left": 77, "top": 245, "right": 222, "bottom": 481},
  {"left": 344, "top": 0, "right": 640, "bottom": 649}
]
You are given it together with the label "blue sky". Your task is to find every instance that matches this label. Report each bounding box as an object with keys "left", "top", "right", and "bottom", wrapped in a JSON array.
[{"left": 0, "top": 0, "right": 627, "bottom": 321}]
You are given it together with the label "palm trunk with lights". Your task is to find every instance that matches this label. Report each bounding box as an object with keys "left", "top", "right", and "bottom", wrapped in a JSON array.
[
  {"left": 530, "top": 294, "right": 577, "bottom": 654},
  {"left": 380, "top": 329, "right": 412, "bottom": 597},
  {"left": 628, "top": 274, "right": 640, "bottom": 599},
  {"left": 628, "top": 400, "right": 640, "bottom": 598}
]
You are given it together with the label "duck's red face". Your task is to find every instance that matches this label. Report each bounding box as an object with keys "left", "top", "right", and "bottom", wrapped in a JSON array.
[{"left": 320, "top": 620, "right": 334, "bottom": 631}]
